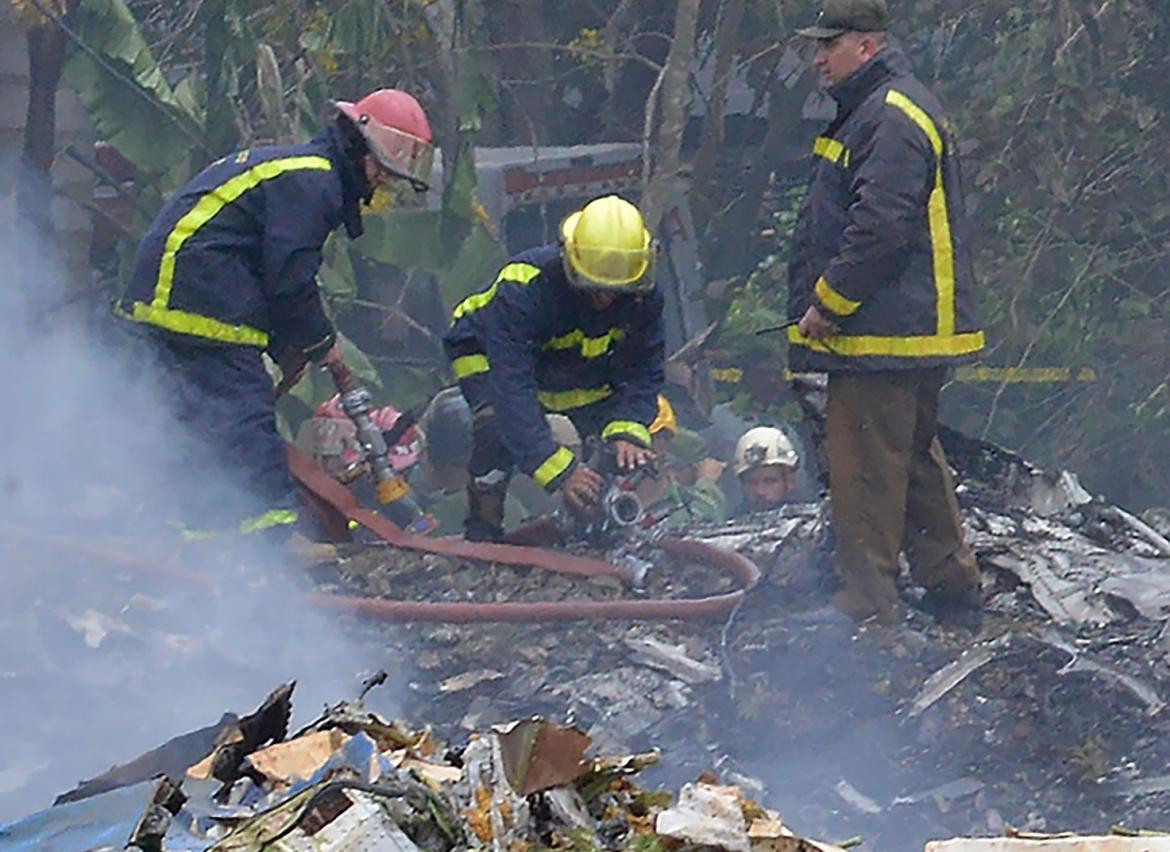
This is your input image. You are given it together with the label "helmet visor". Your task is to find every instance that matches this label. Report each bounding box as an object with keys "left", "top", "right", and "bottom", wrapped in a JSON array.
[{"left": 339, "top": 102, "right": 435, "bottom": 192}]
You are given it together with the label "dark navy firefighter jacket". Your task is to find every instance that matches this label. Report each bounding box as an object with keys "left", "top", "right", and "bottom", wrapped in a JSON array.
[
  {"left": 120, "top": 124, "right": 370, "bottom": 358},
  {"left": 444, "top": 244, "right": 665, "bottom": 492},
  {"left": 787, "top": 46, "right": 984, "bottom": 373}
]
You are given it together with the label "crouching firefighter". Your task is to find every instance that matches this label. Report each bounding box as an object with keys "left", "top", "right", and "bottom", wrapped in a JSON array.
[
  {"left": 443, "top": 195, "right": 665, "bottom": 542},
  {"left": 117, "top": 89, "right": 435, "bottom": 542}
]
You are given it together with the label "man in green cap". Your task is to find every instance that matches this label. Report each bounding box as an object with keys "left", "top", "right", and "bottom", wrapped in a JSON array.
[{"left": 787, "top": 0, "right": 984, "bottom": 626}]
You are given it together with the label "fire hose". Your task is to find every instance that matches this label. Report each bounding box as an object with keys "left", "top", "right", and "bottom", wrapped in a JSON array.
[
  {"left": 287, "top": 443, "right": 761, "bottom": 623},
  {"left": 3, "top": 446, "right": 760, "bottom": 624}
]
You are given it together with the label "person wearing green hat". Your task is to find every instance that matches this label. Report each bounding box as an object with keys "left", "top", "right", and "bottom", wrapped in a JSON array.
[
  {"left": 787, "top": 0, "right": 983, "bottom": 628},
  {"left": 636, "top": 417, "right": 728, "bottom": 528}
]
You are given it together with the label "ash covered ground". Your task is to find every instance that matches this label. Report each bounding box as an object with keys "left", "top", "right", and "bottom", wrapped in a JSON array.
[{"left": 3, "top": 433, "right": 1170, "bottom": 851}]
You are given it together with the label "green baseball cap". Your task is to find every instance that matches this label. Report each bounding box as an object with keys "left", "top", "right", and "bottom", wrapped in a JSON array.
[{"left": 796, "top": 0, "right": 890, "bottom": 39}]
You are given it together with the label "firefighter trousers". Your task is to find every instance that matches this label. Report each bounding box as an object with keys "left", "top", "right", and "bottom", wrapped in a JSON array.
[
  {"left": 149, "top": 336, "right": 301, "bottom": 541},
  {"left": 826, "top": 368, "right": 979, "bottom": 623}
]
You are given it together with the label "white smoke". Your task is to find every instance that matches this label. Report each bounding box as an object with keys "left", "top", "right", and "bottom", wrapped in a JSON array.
[{"left": 0, "top": 208, "right": 393, "bottom": 822}]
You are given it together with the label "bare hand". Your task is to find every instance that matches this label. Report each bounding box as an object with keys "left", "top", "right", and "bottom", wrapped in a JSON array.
[
  {"left": 798, "top": 305, "right": 839, "bottom": 340},
  {"left": 317, "top": 342, "right": 356, "bottom": 391},
  {"left": 612, "top": 439, "right": 654, "bottom": 471},
  {"left": 562, "top": 464, "right": 604, "bottom": 510},
  {"left": 695, "top": 457, "right": 727, "bottom": 482}
]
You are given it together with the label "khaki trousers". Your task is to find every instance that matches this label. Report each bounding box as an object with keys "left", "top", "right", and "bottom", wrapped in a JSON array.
[{"left": 826, "top": 369, "right": 979, "bottom": 622}]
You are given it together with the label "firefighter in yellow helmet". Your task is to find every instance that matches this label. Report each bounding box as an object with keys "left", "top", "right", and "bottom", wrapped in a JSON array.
[{"left": 443, "top": 195, "right": 664, "bottom": 541}]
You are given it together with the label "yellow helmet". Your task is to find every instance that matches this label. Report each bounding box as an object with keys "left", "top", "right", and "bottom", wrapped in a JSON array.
[
  {"left": 649, "top": 394, "right": 678, "bottom": 436},
  {"left": 560, "top": 195, "right": 656, "bottom": 291}
]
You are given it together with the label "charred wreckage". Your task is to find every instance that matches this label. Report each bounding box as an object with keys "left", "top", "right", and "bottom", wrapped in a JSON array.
[{"left": 3, "top": 417, "right": 1170, "bottom": 851}]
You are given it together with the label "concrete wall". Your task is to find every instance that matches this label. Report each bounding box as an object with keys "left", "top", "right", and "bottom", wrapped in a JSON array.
[{"left": 0, "top": 2, "right": 95, "bottom": 290}]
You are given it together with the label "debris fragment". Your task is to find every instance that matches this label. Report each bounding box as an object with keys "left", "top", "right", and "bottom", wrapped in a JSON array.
[
  {"left": 439, "top": 669, "right": 505, "bottom": 693},
  {"left": 926, "top": 837, "right": 1170, "bottom": 850},
  {"left": 491, "top": 718, "right": 591, "bottom": 795},
  {"left": 833, "top": 779, "right": 882, "bottom": 815},
  {"left": 656, "top": 783, "right": 751, "bottom": 852},
  {"left": 907, "top": 633, "right": 1012, "bottom": 718},
  {"left": 893, "top": 777, "right": 985, "bottom": 808},
  {"left": 626, "top": 635, "right": 723, "bottom": 683}
]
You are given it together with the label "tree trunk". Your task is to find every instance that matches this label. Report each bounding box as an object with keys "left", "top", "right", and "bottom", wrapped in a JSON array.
[
  {"left": 640, "top": 0, "right": 700, "bottom": 233},
  {"left": 20, "top": 19, "right": 69, "bottom": 237},
  {"left": 689, "top": 0, "right": 746, "bottom": 237}
]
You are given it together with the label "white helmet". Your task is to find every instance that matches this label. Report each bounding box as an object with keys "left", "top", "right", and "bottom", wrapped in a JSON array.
[{"left": 733, "top": 426, "right": 798, "bottom": 476}]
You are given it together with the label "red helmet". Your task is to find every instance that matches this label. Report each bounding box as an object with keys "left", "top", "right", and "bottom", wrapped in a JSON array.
[
  {"left": 335, "top": 89, "right": 434, "bottom": 191},
  {"left": 314, "top": 396, "right": 421, "bottom": 472}
]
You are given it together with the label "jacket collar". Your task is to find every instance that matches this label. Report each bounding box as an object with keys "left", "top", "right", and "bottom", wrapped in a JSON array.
[
  {"left": 828, "top": 45, "right": 912, "bottom": 114},
  {"left": 318, "top": 122, "right": 371, "bottom": 239}
]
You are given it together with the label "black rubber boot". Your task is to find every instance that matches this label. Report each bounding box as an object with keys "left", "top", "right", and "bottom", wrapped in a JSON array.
[{"left": 464, "top": 480, "right": 508, "bottom": 542}]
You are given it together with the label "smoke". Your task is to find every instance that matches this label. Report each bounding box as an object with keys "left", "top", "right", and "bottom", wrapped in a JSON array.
[{"left": 0, "top": 211, "right": 392, "bottom": 822}]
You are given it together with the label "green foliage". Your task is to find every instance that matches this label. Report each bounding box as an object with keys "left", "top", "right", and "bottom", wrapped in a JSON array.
[{"left": 64, "top": 0, "right": 203, "bottom": 182}]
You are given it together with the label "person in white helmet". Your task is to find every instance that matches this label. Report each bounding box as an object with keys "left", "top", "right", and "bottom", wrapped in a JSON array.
[{"left": 731, "top": 426, "right": 801, "bottom": 515}]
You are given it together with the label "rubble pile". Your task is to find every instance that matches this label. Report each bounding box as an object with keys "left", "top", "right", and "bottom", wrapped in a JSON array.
[
  {"left": 5, "top": 431, "right": 1170, "bottom": 849},
  {"left": 0, "top": 682, "right": 846, "bottom": 851}
]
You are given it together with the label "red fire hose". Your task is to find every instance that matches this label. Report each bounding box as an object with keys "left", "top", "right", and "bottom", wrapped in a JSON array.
[
  {"left": 1, "top": 449, "right": 761, "bottom": 625},
  {"left": 287, "top": 444, "right": 761, "bottom": 622}
]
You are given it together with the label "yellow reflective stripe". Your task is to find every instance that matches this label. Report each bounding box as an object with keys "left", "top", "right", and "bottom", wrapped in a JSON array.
[
  {"left": 886, "top": 90, "right": 955, "bottom": 336},
  {"left": 710, "top": 367, "right": 743, "bottom": 383},
  {"left": 153, "top": 155, "right": 332, "bottom": 310},
  {"left": 453, "top": 262, "right": 541, "bottom": 321},
  {"left": 238, "top": 508, "right": 299, "bottom": 536},
  {"left": 537, "top": 385, "right": 613, "bottom": 412},
  {"left": 813, "top": 135, "right": 850, "bottom": 167},
  {"left": 452, "top": 353, "right": 490, "bottom": 378},
  {"left": 602, "top": 420, "right": 652, "bottom": 447},
  {"left": 129, "top": 155, "right": 331, "bottom": 346},
  {"left": 534, "top": 446, "right": 575, "bottom": 488},
  {"left": 788, "top": 325, "right": 984, "bottom": 357},
  {"left": 544, "top": 327, "right": 626, "bottom": 358},
  {"left": 117, "top": 302, "right": 269, "bottom": 346},
  {"left": 815, "top": 276, "right": 861, "bottom": 317},
  {"left": 955, "top": 366, "right": 1097, "bottom": 383}
]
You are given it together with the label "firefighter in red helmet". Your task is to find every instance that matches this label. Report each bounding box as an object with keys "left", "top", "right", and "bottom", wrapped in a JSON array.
[{"left": 119, "top": 90, "right": 434, "bottom": 542}]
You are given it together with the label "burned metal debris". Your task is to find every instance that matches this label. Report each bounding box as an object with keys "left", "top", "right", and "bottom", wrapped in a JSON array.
[
  {"left": 0, "top": 684, "right": 843, "bottom": 851},
  {"left": 7, "top": 430, "right": 1170, "bottom": 849}
]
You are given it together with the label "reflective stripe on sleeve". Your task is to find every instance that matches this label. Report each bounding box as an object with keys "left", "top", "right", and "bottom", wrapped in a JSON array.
[
  {"left": 602, "top": 420, "right": 652, "bottom": 447},
  {"left": 813, "top": 136, "right": 850, "bottom": 167},
  {"left": 543, "top": 326, "right": 625, "bottom": 358},
  {"left": 533, "top": 446, "right": 575, "bottom": 489},
  {"left": 452, "top": 262, "right": 541, "bottom": 321},
  {"left": 814, "top": 276, "right": 861, "bottom": 317},
  {"left": 452, "top": 353, "right": 490, "bottom": 378}
]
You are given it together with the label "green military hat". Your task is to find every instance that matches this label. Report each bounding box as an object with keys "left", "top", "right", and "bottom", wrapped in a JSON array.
[
  {"left": 796, "top": 0, "right": 889, "bottom": 39},
  {"left": 668, "top": 428, "right": 711, "bottom": 467}
]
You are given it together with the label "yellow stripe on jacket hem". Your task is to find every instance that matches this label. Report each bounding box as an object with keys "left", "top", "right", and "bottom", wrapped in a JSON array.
[
  {"left": 788, "top": 325, "right": 985, "bottom": 357},
  {"left": 534, "top": 446, "right": 575, "bottom": 488},
  {"left": 238, "top": 508, "right": 299, "bottom": 535},
  {"left": 117, "top": 302, "right": 270, "bottom": 347},
  {"left": 537, "top": 385, "right": 613, "bottom": 412}
]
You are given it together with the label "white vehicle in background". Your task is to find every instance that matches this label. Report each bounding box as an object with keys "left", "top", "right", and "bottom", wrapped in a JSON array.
[{"left": 432, "top": 143, "right": 706, "bottom": 354}]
